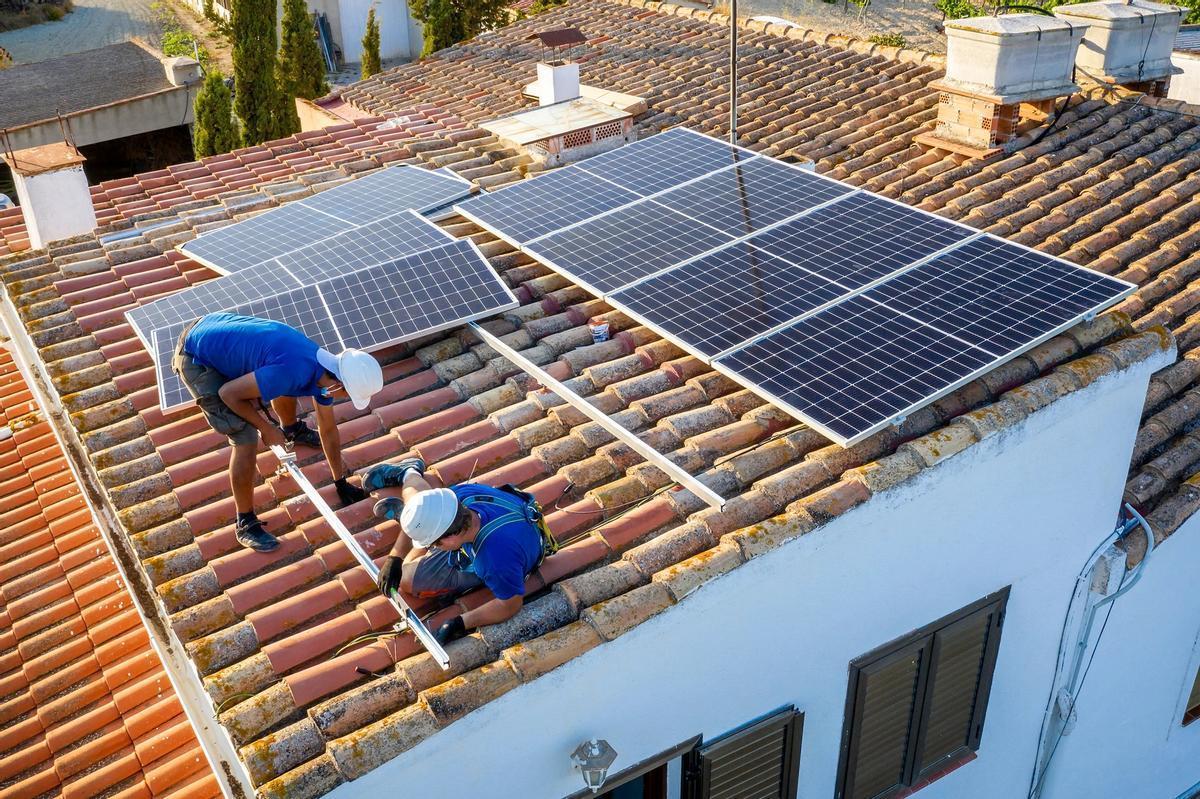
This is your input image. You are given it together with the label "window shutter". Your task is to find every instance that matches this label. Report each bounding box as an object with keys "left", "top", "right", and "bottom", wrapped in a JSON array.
[
  {"left": 913, "top": 602, "right": 1000, "bottom": 775},
  {"left": 692, "top": 709, "right": 803, "bottom": 799},
  {"left": 1185, "top": 667, "right": 1200, "bottom": 725},
  {"left": 843, "top": 644, "right": 927, "bottom": 799}
]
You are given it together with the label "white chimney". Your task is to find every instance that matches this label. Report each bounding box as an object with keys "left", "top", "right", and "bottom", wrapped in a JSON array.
[
  {"left": 536, "top": 61, "right": 580, "bottom": 106},
  {"left": 2, "top": 143, "right": 97, "bottom": 250},
  {"left": 1054, "top": 0, "right": 1182, "bottom": 86}
]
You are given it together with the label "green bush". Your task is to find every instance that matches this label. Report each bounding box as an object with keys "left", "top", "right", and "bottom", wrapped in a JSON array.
[
  {"left": 44, "top": 6, "right": 63, "bottom": 21},
  {"left": 936, "top": 0, "right": 980, "bottom": 19},
  {"left": 869, "top": 32, "right": 906, "bottom": 47}
]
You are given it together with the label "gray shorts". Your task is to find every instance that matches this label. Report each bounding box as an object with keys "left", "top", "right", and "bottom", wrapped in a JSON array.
[{"left": 402, "top": 549, "right": 483, "bottom": 599}]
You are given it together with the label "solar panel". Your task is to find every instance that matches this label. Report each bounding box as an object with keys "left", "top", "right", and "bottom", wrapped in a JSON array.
[
  {"left": 654, "top": 158, "right": 855, "bottom": 237},
  {"left": 525, "top": 202, "right": 735, "bottom": 296},
  {"left": 713, "top": 296, "right": 998, "bottom": 444},
  {"left": 128, "top": 211, "right": 454, "bottom": 349},
  {"left": 575, "top": 127, "right": 756, "bottom": 196},
  {"left": 178, "top": 166, "right": 472, "bottom": 273},
  {"left": 609, "top": 242, "right": 849, "bottom": 359},
  {"left": 151, "top": 240, "right": 517, "bottom": 410},
  {"left": 859, "top": 235, "right": 1135, "bottom": 355},
  {"left": 454, "top": 167, "right": 640, "bottom": 245}
]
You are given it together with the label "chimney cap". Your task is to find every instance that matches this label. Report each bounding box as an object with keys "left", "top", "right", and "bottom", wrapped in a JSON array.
[
  {"left": 529, "top": 27, "right": 587, "bottom": 48},
  {"left": 1, "top": 141, "right": 86, "bottom": 177}
]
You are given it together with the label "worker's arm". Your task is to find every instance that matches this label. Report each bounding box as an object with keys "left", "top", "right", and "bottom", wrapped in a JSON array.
[
  {"left": 314, "top": 402, "right": 347, "bottom": 480},
  {"left": 218, "top": 374, "right": 285, "bottom": 446},
  {"left": 462, "top": 595, "right": 523, "bottom": 629}
]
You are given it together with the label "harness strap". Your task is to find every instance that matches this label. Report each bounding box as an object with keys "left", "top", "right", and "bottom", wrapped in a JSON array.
[{"left": 456, "top": 490, "right": 559, "bottom": 569}]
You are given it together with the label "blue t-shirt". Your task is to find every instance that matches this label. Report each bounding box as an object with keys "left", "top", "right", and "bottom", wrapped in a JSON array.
[
  {"left": 452, "top": 483, "right": 543, "bottom": 600},
  {"left": 184, "top": 313, "right": 332, "bottom": 405}
]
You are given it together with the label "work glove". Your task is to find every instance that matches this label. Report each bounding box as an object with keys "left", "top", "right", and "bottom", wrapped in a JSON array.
[
  {"left": 434, "top": 615, "right": 467, "bottom": 645},
  {"left": 377, "top": 555, "right": 404, "bottom": 596},
  {"left": 335, "top": 477, "right": 368, "bottom": 507}
]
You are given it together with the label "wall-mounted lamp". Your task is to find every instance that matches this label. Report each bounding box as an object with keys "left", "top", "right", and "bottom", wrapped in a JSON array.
[{"left": 571, "top": 738, "right": 618, "bottom": 794}]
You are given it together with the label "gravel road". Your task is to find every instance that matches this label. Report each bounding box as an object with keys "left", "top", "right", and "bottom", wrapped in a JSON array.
[{"left": 0, "top": 0, "right": 162, "bottom": 65}]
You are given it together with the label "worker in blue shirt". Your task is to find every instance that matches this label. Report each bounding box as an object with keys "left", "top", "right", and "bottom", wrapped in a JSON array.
[
  {"left": 173, "top": 313, "right": 384, "bottom": 551},
  {"left": 363, "top": 459, "right": 552, "bottom": 644}
]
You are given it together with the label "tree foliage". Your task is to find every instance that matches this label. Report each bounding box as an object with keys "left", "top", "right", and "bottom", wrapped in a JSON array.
[
  {"left": 361, "top": 7, "right": 381, "bottom": 78},
  {"left": 192, "top": 70, "right": 238, "bottom": 158},
  {"left": 232, "top": 0, "right": 279, "bottom": 145},
  {"left": 271, "top": 84, "right": 301, "bottom": 139},
  {"left": 278, "top": 0, "right": 328, "bottom": 99},
  {"left": 409, "top": 0, "right": 507, "bottom": 57}
]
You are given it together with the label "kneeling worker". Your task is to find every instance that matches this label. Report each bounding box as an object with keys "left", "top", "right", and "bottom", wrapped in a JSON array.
[
  {"left": 173, "top": 312, "right": 383, "bottom": 551},
  {"left": 367, "top": 460, "right": 556, "bottom": 644}
]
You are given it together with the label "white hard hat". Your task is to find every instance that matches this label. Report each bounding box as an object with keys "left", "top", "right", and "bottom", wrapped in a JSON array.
[
  {"left": 336, "top": 349, "right": 383, "bottom": 410},
  {"left": 400, "top": 488, "right": 461, "bottom": 548}
]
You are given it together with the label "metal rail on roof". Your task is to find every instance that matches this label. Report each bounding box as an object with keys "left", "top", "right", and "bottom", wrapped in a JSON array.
[
  {"left": 270, "top": 445, "right": 452, "bottom": 669},
  {"left": 469, "top": 323, "right": 726, "bottom": 510}
]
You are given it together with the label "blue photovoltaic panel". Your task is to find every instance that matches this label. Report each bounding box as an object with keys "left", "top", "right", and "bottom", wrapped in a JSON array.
[
  {"left": 236, "top": 285, "right": 343, "bottom": 351},
  {"left": 179, "top": 166, "right": 471, "bottom": 273},
  {"left": 714, "top": 296, "right": 997, "bottom": 443},
  {"left": 576, "top": 127, "right": 757, "bottom": 196},
  {"left": 153, "top": 324, "right": 191, "bottom": 410},
  {"left": 747, "top": 193, "right": 973, "bottom": 290},
  {"left": 609, "top": 242, "right": 848, "bottom": 358},
  {"left": 654, "top": 158, "right": 855, "bottom": 237},
  {"left": 860, "top": 235, "right": 1135, "bottom": 355},
  {"left": 526, "top": 201, "right": 735, "bottom": 295},
  {"left": 454, "top": 167, "right": 640, "bottom": 245}
]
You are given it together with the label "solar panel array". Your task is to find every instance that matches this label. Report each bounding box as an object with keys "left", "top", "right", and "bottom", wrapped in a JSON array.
[
  {"left": 178, "top": 165, "right": 472, "bottom": 274},
  {"left": 454, "top": 127, "right": 1135, "bottom": 445}
]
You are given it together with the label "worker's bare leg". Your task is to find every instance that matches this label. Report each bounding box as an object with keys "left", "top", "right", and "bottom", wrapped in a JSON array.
[
  {"left": 230, "top": 443, "right": 258, "bottom": 514},
  {"left": 272, "top": 395, "right": 299, "bottom": 427}
]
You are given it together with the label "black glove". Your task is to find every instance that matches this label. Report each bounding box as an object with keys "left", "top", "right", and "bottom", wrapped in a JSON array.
[
  {"left": 377, "top": 555, "right": 404, "bottom": 596},
  {"left": 434, "top": 615, "right": 467, "bottom": 645},
  {"left": 335, "top": 477, "right": 368, "bottom": 506}
]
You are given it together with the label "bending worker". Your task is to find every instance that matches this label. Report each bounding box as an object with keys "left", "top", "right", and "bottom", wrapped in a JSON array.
[
  {"left": 364, "top": 459, "right": 556, "bottom": 644},
  {"left": 173, "top": 312, "right": 382, "bottom": 551}
]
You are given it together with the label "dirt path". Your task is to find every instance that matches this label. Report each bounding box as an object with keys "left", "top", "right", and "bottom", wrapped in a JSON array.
[
  {"left": 0, "top": 0, "right": 163, "bottom": 64},
  {"left": 733, "top": 0, "right": 949, "bottom": 53}
]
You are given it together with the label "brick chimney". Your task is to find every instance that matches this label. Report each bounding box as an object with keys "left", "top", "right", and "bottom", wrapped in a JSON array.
[{"left": 1, "top": 142, "right": 97, "bottom": 250}]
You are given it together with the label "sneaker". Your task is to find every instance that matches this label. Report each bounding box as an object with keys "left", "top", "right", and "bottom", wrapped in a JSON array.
[
  {"left": 361, "top": 457, "right": 426, "bottom": 491},
  {"left": 284, "top": 422, "right": 321, "bottom": 449},
  {"left": 235, "top": 517, "right": 280, "bottom": 552},
  {"left": 373, "top": 496, "right": 404, "bottom": 521}
]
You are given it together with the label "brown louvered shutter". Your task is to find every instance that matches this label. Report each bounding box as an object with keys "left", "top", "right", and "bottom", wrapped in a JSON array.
[
  {"left": 1185, "top": 667, "right": 1200, "bottom": 725},
  {"left": 842, "top": 643, "right": 927, "bottom": 799},
  {"left": 913, "top": 602, "right": 1002, "bottom": 775},
  {"left": 692, "top": 708, "right": 803, "bottom": 799}
]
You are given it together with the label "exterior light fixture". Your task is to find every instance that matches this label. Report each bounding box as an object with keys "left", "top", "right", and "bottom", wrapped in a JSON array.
[{"left": 571, "top": 738, "right": 618, "bottom": 794}]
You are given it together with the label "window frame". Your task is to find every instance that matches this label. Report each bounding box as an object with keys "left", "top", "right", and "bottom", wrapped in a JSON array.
[{"left": 835, "top": 587, "right": 1010, "bottom": 799}]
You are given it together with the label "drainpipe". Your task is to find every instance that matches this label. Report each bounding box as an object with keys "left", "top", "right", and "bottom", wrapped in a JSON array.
[
  {"left": 1028, "top": 503, "right": 1156, "bottom": 798},
  {"left": 0, "top": 297, "right": 254, "bottom": 798}
]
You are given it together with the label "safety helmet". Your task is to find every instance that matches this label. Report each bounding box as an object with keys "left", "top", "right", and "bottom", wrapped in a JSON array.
[
  {"left": 335, "top": 349, "right": 383, "bottom": 410},
  {"left": 400, "top": 488, "right": 461, "bottom": 548}
]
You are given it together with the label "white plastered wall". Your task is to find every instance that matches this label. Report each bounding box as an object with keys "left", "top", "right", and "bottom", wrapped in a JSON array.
[
  {"left": 336, "top": 0, "right": 413, "bottom": 63},
  {"left": 1168, "top": 52, "right": 1200, "bottom": 104},
  {"left": 326, "top": 344, "right": 1184, "bottom": 799}
]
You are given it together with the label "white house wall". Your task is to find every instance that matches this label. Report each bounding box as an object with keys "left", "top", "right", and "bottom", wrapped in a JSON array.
[
  {"left": 1037, "top": 511, "right": 1200, "bottom": 799},
  {"left": 1168, "top": 52, "right": 1200, "bottom": 104},
  {"left": 337, "top": 0, "right": 413, "bottom": 63},
  {"left": 328, "top": 349, "right": 1168, "bottom": 799}
]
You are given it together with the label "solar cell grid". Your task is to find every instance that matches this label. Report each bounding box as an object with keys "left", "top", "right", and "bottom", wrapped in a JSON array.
[
  {"left": 153, "top": 324, "right": 191, "bottom": 411},
  {"left": 748, "top": 194, "right": 974, "bottom": 291},
  {"left": 303, "top": 165, "right": 470, "bottom": 225},
  {"left": 180, "top": 203, "right": 351, "bottom": 274},
  {"left": 655, "top": 158, "right": 855, "bottom": 237},
  {"left": 576, "top": 127, "right": 757, "bottom": 196},
  {"left": 862, "top": 236, "right": 1135, "bottom": 355},
  {"left": 609, "top": 242, "right": 849, "bottom": 359},
  {"left": 526, "top": 201, "right": 735, "bottom": 295},
  {"left": 276, "top": 211, "right": 455, "bottom": 283}
]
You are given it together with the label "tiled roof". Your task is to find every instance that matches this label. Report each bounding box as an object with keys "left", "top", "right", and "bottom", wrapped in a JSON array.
[
  {"left": 0, "top": 0, "right": 1195, "bottom": 795},
  {"left": 0, "top": 347, "right": 220, "bottom": 799}
]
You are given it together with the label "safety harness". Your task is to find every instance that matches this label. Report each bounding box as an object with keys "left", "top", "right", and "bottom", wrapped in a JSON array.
[{"left": 451, "top": 484, "right": 559, "bottom": 573}]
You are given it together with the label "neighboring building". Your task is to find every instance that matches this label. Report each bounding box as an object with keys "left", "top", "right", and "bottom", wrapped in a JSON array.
[
  {"left": 0, "top": 41, "right": 202, "bottom": 186},
  {"left": 0, "top": 2, "right": 1198, "bottom": 799},
  {"left": 1170, "top": 25, "right": 1200, "bottom": 103}
]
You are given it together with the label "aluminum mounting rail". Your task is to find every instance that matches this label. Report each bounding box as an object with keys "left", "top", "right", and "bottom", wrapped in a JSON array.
[
  {"left": 470, "top": 323, "right": 725, "bottom": 510},
  {"left": 270, "top": 444, "right": 451, "bottom": 669}
]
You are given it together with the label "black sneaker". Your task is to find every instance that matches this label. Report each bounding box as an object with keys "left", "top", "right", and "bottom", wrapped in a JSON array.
[
  {"left": 283, "top": 421, "right": 321, "bottom": 448},
  {"left": 235, "top": 517, "right": 280, "bottom": 552}
]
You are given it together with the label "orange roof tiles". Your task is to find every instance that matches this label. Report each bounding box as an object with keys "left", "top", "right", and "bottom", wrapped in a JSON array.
[{"left": 0, "top": 348, "right": 220, "bottom": 799}]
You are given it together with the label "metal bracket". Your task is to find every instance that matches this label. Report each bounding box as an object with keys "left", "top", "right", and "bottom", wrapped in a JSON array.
[
  {"left": 470, "top": 323, "right": 725, "bottom": 509},
  {"left": 270, "top": 445, "right": 451, "bottom": 669},
  {"left": 890, "top": 414, "right": 907, "bottom": 427}
]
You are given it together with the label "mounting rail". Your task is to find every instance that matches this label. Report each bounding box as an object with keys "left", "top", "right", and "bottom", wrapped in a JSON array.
[
  {"left": 469, "top": 323, "right": 725, "bottom": 510},
  {"left": 270, "top": 444, "right": 451, "bottom": 669}
]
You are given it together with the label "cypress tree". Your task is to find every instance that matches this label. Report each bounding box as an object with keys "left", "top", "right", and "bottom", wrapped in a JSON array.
[
  {"left": 361, "top": 8, "right": 381, "bottom": 79},
  {"left": 192, "top": 70, "right": 238, "bottom": 158},
  {"left": 232, "top": 0, "right": 279, "bottom": 145},
  {"left": 271, "top": 85, "right": 302, "bottom": 139},
  {"left": 278, "top": 0, "right": 328, "bottom": 99}
]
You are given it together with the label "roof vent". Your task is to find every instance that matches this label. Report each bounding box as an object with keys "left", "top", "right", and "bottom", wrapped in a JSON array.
[
  {"left": 0, "top": 142, "right": 96, "bottom": 250},
  {"left": 916, "top": 14, "right": 1085, "bottom": 156},
  {"left": 1054, "top": 0, "right": 1182, "bottom": 93}
]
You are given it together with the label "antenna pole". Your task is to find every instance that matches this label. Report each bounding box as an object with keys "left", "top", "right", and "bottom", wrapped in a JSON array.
[{"left": 730, "top": 0, "right": 737, "bottom": 145}]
